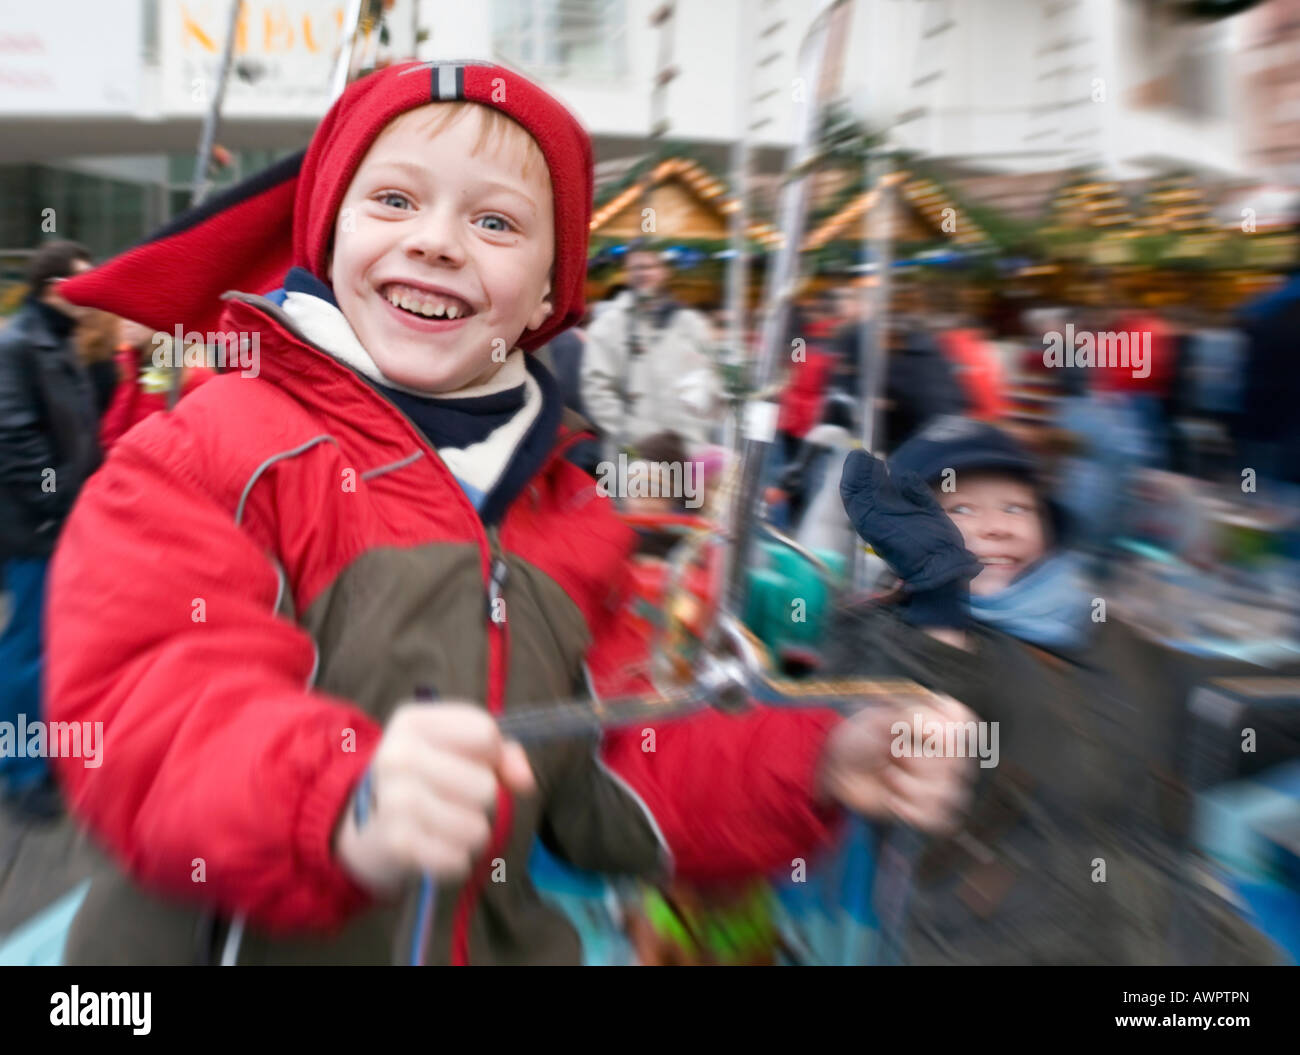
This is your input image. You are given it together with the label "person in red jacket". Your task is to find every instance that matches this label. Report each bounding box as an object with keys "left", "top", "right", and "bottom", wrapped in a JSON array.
[
  {"left": 936, "top": 325, "right": 1006, "bottom": 421},
  {"left": 98, "top": 319, "right": 215, "bottom": 451},
  {"left": 49, "top": 62, "right": 972, "bottom": 965}
]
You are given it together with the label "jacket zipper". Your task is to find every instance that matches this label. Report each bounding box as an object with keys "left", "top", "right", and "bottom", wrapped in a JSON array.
[
  {"left": 450, "top": 523, "right": 513, "bottom": 965},
  {"left": 487, "top": 529, "right": 510, "bottom": 627}
]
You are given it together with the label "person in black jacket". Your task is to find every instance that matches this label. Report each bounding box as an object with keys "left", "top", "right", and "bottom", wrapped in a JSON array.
[
  {"left": 1233, "top": 258, "right": 1300, "bottom": 486},
  {"left": 830, "top": 312, "right": 967, "bottom": 452},
  {"left": 0, "top": 240, "right": 99, "bottom": 820},
  {"left": 540, "top": 326, "right": 602, "bottom": 477}
]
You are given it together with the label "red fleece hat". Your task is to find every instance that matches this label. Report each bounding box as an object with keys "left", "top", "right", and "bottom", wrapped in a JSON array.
[{"left": 62, "top": 61, "right": 593, "bottom": 352}]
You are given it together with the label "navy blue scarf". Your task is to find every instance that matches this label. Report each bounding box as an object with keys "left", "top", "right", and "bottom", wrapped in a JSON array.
[{"left": 276, "top": 267, "right": 563, "bottom": 525}]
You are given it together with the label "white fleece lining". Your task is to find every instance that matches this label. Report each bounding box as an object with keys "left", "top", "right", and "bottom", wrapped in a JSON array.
[
  {"left": 438, "top": 372, "right": 542, "bottom": 498},
  {"left": 280, "top": 290, "right": 528, "bottom": 398}
]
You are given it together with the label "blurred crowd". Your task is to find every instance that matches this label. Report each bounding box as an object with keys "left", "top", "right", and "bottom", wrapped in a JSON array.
[
  {"left": 522, "top": 238, "right": 1300, "bottom": 966},
  {"left": 3, "top": 224, "right": 1300, "bottom": 967}
]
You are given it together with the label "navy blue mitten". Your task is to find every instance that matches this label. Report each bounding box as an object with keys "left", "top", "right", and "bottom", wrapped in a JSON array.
[{"left": 839, "top": 449, "right": 981, "bottom": 627}]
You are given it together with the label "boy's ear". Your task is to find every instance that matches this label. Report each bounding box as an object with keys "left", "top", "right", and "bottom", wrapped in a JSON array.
[{"left": 526, "top": 279, "right": 553, "bottom": 332}]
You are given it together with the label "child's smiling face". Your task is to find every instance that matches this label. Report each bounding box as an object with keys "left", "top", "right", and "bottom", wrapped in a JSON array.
[
  {"left": 329, "top": 103, "right": 555, "bottom": 393},
  {"left": 935, "top": 472, "right": 1048, "bottom": 596}
]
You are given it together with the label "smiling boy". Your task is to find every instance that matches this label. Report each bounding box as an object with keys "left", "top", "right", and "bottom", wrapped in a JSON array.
[
  {"left": 330, "top": 103, "right": 556, "bottom": 393},
  {"left": 47, "top": 63, "right": 970, "bottom": 965}
]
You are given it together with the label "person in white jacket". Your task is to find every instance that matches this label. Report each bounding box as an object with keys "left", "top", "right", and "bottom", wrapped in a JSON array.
[{"left": 580, "top": 246, "right": 718, "bottom": 458}]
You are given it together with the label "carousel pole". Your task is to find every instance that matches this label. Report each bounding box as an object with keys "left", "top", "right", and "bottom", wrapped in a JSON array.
[
  {"left": 620, "top": 2, "right": 680, "bottom": 458},
  {"left": 851, "top": 149, "right": 894, "bottom": 589},
  {"left": 723, "top": 0, "right": 846, "bottom": 613},
  {"left": 330, "top": 0, "right": 368, "bottom": 102},
  {"left": 174, "top": 0, "right": 243, "bottom": 410},
  {"left": 648, "top": 3, "right": 679, "bottom": 147},
  {"left": 190, "top": 0, "right": 243, "bottom": 210},
  {"left": 721, "top": 1, "right": 755, "bottom": 457}
]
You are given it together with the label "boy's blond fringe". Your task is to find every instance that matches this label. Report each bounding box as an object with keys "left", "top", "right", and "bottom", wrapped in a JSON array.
[{"left": 389, "top": 103, "right": 549, "bottom": 185}]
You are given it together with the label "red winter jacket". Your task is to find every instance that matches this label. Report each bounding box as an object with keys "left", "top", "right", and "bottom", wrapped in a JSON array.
[
  {"left": 936, "top": 329, "right": 1006, "bottom": 421},
  {"left": 777, "top": 349, "right": 836, "bottom": 440},
  {"left": 46, "top": 292, "right": 843, "bottom": 965},
  {"left": 1094, "top": 312, "right": 1174, "bottom": 396}
]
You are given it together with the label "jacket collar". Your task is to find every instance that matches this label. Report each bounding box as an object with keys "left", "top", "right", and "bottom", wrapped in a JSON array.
[
  {"left": 20, "top": 298, "right": 74, "bottom": 346},
  {"left": 216, "top": 290, "right": 582, "bottom": 492}
]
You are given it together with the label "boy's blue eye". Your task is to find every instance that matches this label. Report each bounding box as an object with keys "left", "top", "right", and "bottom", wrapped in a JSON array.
[
  {"left": 376, "top": 192, "right": 412, "bottom": 210},
  {"left": 476, "top": 214, "right": 514, "bottom": 233}
]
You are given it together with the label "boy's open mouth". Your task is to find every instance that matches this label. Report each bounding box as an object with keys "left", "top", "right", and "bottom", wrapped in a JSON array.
[
  {"left": 379, "top": 282, "right": 476, "bottom": 321},
  {"left": 976, "top": 556, "right": 1023, "bottom": 579}
]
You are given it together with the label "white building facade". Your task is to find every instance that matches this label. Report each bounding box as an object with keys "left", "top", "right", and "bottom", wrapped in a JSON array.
[{"left": 0, "top": 0, "right": 1264, "bottom": 263}]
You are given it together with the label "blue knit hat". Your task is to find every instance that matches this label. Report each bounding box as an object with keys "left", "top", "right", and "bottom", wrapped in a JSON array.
[
  {"left": 889, "top": 416, "right": 1037, "bottom": 482},
  {"left": 889, "top": 416, "right": 1069, "bottom": 541}
]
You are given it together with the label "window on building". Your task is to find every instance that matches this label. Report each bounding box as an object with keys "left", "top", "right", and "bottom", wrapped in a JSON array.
[
  {"left": 493, "top": 0, "right": 627, "bottom": 80},
  {"left": 1174, "top": 30, "right": 1229, "bottom": 121}
]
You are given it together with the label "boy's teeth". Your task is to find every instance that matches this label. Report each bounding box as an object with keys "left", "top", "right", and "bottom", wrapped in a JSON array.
[{"left": 385, "top": 285, "right": 469, "bottom": 319}]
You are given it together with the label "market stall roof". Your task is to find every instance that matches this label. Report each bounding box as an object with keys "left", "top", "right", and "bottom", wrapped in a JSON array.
[
  {"left": 946, "top": 169, "right": 1063, "bottom": 222},
  {"left": 589, "top": 157, "right": 782, "bottom": 247},
  {"left": 803, "top": 171, "right": 992, "bottom": 250}
]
